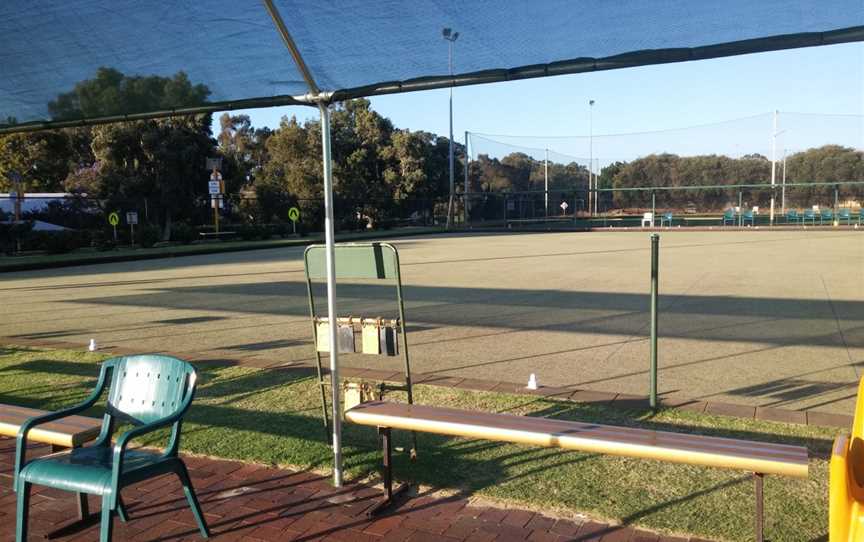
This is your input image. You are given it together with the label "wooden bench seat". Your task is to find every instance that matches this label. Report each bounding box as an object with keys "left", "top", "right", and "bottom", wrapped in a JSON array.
[
  {"left": 346, "top": 401, "right": 808, "bottom": 477},
  {"left": 345, "top": 400, "right": 809, "bottom": 540},
  {"left": 0, "top": 404, "right": 101, "bottom": 448}
]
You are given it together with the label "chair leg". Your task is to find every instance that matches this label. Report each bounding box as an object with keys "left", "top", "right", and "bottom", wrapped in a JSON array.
[
  {"left": 16, "top": 481, "right": 31, "bottom": 542},
  {"left": 175, "top": 461, "right": 210, "bottom": 538},
  {"left": 77, "top": 492, "right": 90, "bottom": 521},
  {"left": 117, "top": 494, "right": 129, "bottom": 523},
  {"left": 99, "top": 495, "right": 114, "bottom": 542}
]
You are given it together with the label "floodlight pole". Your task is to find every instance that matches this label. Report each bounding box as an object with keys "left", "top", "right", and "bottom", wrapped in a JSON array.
[
  {"left": 770, "top": 110, "right": 777, "bottom": 226},
  {"left": 781, "top": 149, "right": 787, "bottom": 215},
  {"left": 464, "top": 130, "right": 469, "bottom": 224},
  {"left": 589, "top": 100, "right": 595, "bottom": 216},
  {"left": 544, "top": 148, "right": 549, "bottom": 217},
  {"left": 444, "top": 29, "right": 459, "bottom": 229}
]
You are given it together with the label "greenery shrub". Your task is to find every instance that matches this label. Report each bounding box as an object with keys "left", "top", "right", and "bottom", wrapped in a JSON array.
[
  {"left": 92, "top": 230, "right": 117, "bottom": 251},
  {"left": 139, "top": 225, "right": 161, "bottom": 248},
  {"left": 237, "top": 224, "right": 258, "bottom": 241},
  {"left": 171, "top": 222, "right": 197, "bottom": 244},
  {"left": 0, "top": 221, "right": 34, "bottom": 255},
  {"left": 41, "top": 231, "right": 81, "bottom": 254}
]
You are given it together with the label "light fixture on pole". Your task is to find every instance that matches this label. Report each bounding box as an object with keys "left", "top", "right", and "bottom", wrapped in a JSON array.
[
  {"left": 589, "top": 99, "right": 595, "bottom": 216},
  {"left": 443, "top": 27, "right": 459, "bottom": 229}
]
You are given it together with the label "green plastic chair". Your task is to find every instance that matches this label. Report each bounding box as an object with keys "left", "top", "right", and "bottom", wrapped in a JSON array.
[
  {"left": 722, "top": 209, "right": 736, "bottom": 225},
  {"left": 660, "top": 212, "right": 673, "bottom": 227},
  {"left": 785, "top": 209, "right": 800, "bottom": 224},
  {"left": 742, "top": 210, "right": 755, "bottom": 226},
  {"left": 821, "top": 209, "right": 834, "bottom": 225},
  {"left": 803, "top": 209, "right": 817, "bottom": 225},
  {"left": 14, "top": 355, "right": 209, "bottom": 542},
  {"left": 839, "top": 208, "right": 852, "bottom": 225}
]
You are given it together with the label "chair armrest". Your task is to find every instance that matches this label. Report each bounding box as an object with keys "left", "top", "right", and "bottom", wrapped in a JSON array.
[
  {"left": 14, "top": 402, "right": 100, "bottom": 491},
  {"left": 110, "top": 399, "right": 192, "bottom": 486},
  {"left": 14, "top": 362, "right": 111, "bottom": 491}
]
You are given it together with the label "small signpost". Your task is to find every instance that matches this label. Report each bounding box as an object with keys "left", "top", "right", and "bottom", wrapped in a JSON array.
[
  {"left": 108, "top": 211, "right": 120, "bottom": 242},
  {"left": 288, "top": 206, "right": 300, "bottom": 234},
  {"left": 209, "top": 170, "right": 223, "bottom": 233},
  {"left": 126, "top": 211, "right": 138, "bottom": 241},
  {"left": 560, "top": 201, "right": 569, "bottom": 214},
  {"left": 8, "top": 170, "right": 22, "bottom": 222}
]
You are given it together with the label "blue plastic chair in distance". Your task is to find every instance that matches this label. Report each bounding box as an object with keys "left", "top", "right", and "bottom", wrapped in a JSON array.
[{"left": 660, "top": 212, "right": 673, "bottom": 227}]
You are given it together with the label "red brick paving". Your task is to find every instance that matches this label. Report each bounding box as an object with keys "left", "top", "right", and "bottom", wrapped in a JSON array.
[{"left": 0, "top": 438, "right": 717, "bottom": 542}]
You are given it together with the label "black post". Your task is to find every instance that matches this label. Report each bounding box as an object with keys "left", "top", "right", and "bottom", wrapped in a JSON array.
[
  {"left": 381, "top": 427, "right": 392, "bottom": 500},
  {"left": 755, "top": 473, "right": 764, "bottom": 542},
  {"left": 649, "top": 234, "right": 659, "bottom": 410}
]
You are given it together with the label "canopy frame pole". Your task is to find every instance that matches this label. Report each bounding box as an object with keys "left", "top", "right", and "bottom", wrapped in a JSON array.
[
  {"left": 318, "top": 102, "right": 342, "bottom": 487},
  {"left": 262, "top": 0, "right": 342, "bottom": 487}
]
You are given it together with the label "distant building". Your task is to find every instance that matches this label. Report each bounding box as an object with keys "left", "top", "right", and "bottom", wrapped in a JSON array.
[{"left": 0, "top": 193, "right": 73, "bottom": 231}]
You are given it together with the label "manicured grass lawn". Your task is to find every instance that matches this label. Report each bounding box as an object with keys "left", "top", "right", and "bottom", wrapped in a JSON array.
[{"left": 0, "top": 345, "right": 839, "bottom": 541}]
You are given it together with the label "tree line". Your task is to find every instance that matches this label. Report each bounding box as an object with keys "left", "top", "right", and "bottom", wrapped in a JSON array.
[{"left": 2, "top": 68, "right": 862, "bottom": 239}]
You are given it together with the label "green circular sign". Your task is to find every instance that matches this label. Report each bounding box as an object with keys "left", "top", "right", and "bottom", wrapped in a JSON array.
[
  {"left": 288, "top": 207, "right": 300, "bottom": 222},
  {"left": 108, "top": 212, "right": 120, "bottom": 226}
]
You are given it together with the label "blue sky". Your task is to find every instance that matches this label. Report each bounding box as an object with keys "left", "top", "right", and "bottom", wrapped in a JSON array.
[{"left": 226, "top": 43, "right": 864, "bottom": 163}]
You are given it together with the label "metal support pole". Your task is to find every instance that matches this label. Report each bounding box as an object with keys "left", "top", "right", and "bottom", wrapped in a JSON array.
[
  {"left": 464, "top": 130, "right": 469, "bottom": 224},
  {"left": 589, "top": 100, "right": 595, "bottom": 216},
  {"left": 544, "top": 148, "right": 549, "bottom": 218},
  {"left": 770, "top": 110, "right": 777, "bottom": 226},
  {"left": 445, "top": 37, "right": 456, "bottom": 229},
  {"left": 318, "top": 103, "right": 342, "bottom": 488},
  {"left": 835, "top": 185, "right": 839, "bottom": 215},
  {"left": 781, "top": 149, "right": 787, "bottom": 215},
  {"left": 739, "top": 191, "right": 743, "bottom": 227},
  {"left": 649, "top": 234, "right": 659, "bottom": 410},
  {"left": 754, "top": 473, "right": 764, "bottom": 542},
  {"left": 651, "top": 191, "right": 656, "bottom": 227}
]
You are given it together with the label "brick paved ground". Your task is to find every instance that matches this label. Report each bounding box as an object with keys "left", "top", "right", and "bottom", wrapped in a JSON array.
[{"left": 0, "top": 438, "right": 713, "bottom": 542}]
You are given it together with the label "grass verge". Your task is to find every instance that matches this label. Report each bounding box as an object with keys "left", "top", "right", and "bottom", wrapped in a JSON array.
[
  {"left": 0, "top": 227, "right": 441, "bottom": 272},
  {"left": 0, "top": 345, "right": 839, "bottom": 541}
]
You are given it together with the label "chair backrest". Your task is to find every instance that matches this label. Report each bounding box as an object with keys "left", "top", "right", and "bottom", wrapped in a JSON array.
[
  {"left": 841, "top": 209, "right": 851, "bottom": 217},
  {"left": 664, "top": 212, "right": 672, "bottom": 219},
  {"left": 823, "top": 209, "right": 834, "bottom": 218},
  {"left": 105, "top": 355, "right": 197, "bottom": 426},
  {"left": 787, "top": 210, "right": 798, "bottom": 217},
  {"left": 724, "top": 209, "right": 734, "bottom": 219}
]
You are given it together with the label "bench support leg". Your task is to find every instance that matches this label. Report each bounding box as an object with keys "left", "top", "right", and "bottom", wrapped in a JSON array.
[
  {"left": 754, "top": 473, "right": 764, "bottom": 542},
  {"left": 366, "top": 427, "right": 410, "bottom": 517}
]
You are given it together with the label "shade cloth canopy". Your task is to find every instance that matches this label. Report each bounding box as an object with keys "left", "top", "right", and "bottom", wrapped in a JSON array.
[{"left": 1, "top": 0, "right": 863, "bottom": 132}]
